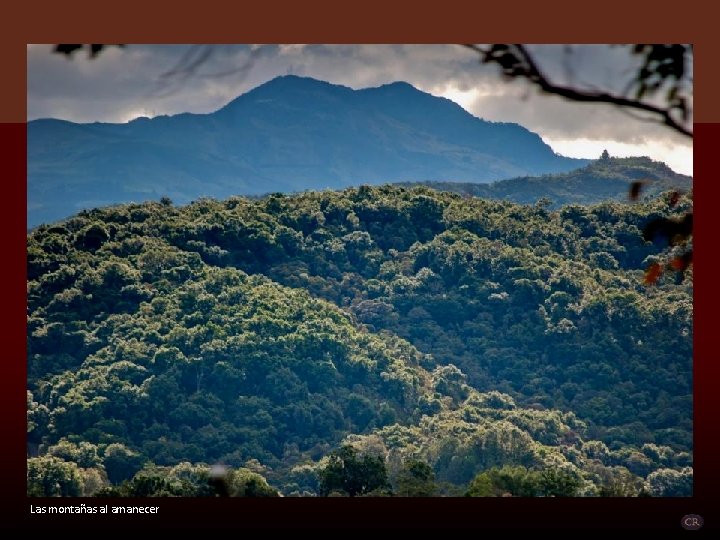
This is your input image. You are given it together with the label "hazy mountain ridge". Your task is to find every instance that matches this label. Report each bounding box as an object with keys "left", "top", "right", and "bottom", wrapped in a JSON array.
[
  {"left": 398, "top": 156, "right": 692, "bottom": 207},
  {"left": 28, "top": 75, "right": 587, "bottom": 227}
]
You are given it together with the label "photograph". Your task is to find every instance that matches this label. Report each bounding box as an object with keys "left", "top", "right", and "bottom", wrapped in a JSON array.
[{"left": 26, "top": 44, "right": 693, "bottom": 501}]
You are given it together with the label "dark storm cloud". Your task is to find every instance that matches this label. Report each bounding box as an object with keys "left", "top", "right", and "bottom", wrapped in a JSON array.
[
  {"left": 27, "top": 44, "right": 691, "bottom": 170},
  {"left": 28, "top": 44, "right": 262, "bottom": 121}
]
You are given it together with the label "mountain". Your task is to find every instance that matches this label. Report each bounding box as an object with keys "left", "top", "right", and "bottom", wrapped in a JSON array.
[
  {"left": 27, "top": 75, "right": 587, "bottom": 227},
  {"left": 399, "top": 156, "right": 692, "bottom": 207},
  {"left": 27, "top": 186, "right": 692, "bottom": 496}
]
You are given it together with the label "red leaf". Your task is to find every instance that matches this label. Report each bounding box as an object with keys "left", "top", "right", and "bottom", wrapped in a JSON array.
[
  {"left": 669, "top": 250, "right": 693, "bottom": 272},
  {"left": 644, "top": 263, "right": 663, "bottom": 285},
  {"left": 669, "top": 191, "right": 681, "bottom": 207}
]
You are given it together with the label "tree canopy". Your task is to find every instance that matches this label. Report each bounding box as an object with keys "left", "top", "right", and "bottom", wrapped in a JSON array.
[{"left": 27, "top": 172, "right": 692, "bottom": 496}]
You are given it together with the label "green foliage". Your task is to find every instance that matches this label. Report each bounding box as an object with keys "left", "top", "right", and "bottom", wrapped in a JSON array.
[
  {"left": 47, "top": 439, "right": 102, "bottom": 468},
  {"left": 466, "top": 464, "right": 580, "bottom": 497},
  {"left": 26, "top": 184, "right": 692, "bottom": 496},
  {"left": 539, "top": 467, "right": 582, "bottom": 497},
  {"left": 467, "top": 465, "right": 542, "bottom": 497},
  {"left": 466, "top": 472, "right": 495, "bottom": 496},
  {"left": 395, "top": 460, "right": 437, "bottom": 496},
  {"left": 588, "top": 465, "right": 645, "bottom": 497},
  {"left": 27, "top": 456, "right": 83, "bottom": 497},
  {"left": 645, "top": 467, "right": 693, "bottom": 496},
  {"left": 27, "top": 391, "right": 50, "bottom": 443},
  {"left": 226, "top": 467, "right": 280, "bottom": 497},
  {"left": 103, "top": 443, "right": 146, "bottom": 484},
  {"left": 97, "top": 462, "right": 278, "bottom": 497},
  {"left": 318, "top": 445, "right": 390, "bottom": 496}
]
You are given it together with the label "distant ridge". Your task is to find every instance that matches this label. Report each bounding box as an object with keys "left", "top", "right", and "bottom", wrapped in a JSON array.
[
  {"left": 397, "top": 156, "right": 692, "bottom": 207},
  {"left": 28, "top": 75, "right": 587, "bottom": 226}
]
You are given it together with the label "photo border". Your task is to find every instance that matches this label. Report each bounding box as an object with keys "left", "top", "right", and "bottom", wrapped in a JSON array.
[{"left": 5, "top": 1, "right": 717, "bottom": 530}]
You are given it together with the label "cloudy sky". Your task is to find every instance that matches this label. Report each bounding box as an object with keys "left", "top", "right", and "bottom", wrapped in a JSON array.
[{"left": 27, "top": 44, "right": 693, "bottom": 175}]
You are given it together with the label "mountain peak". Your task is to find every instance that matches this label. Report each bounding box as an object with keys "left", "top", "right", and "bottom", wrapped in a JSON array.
[
  {"left": 217, "top": 75, "right": 353, "bottom": 114},
  {"left": 221, "top": 77, "right": 445, "bottom": 115},
  {"left": 250, "top": 74, "right": 354, "bottom": 96},
  {"left": 29, "top": 76, "right": 588, "bottom": 226},
  {"left": 259, "top": 74, "right": 340, "bottom": 88},
  {"left": 372, "top": 80, "right": 417, "bottom": 91}
]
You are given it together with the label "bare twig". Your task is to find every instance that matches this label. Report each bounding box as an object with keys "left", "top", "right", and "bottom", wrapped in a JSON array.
[{"left": 464, "top": 44, "right": 693, "bottom": 139}]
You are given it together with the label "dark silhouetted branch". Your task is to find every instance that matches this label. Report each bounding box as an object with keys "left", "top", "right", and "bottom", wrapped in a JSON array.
[{"left": 464, "top": 44, "right": 693, "bottom": 139}]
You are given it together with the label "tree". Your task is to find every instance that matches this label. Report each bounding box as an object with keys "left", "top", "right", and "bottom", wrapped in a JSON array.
[
  {"left": 120, "top": 466, "right": 173, "bottom": 497},
  {"left": 596, "top": 466, "right": 644, "bottom": 497},
  {"left": 27, "top": 390, "right": 50, "bottom": 445},
  {"left": 225, "top": 467, "right": 279, "bottom": 497},
  {"left": 395, "top": 460, "right": 437, "bottom": 496},
  {"left": 318, "top": 445, "right": 390, "bottom": 496},
  {"left": 27, "top": 456, "right": 83, "bottom": 497},
  {"left": 26, "top": 178, "right": 693, "bottom": 497},
  {"left": 465, "top": 465, "right": 542, "bottom": 497},
  {"left": 47, "top": 439, "right": 102, "bottom": 468},
  {"left": 539, "top": 467, "right": 582, "bottom": 497},
  {"left": 463, "top": 45, "right": 694, "bottom": 281},
  {"left": 103, "top": 443, "right": 146, "bottom": 485},
  {"left": 465, "top": 44, "right": 692, "bottom": 139},
  {"left": 46, "top": 47, "right": 693, "bottom": 276},
  {"left": 465, "top": 472, "right": 495, "bottom": 497},
  {"left": 645, "top": 467, "right": 692, "bottom": 496}
]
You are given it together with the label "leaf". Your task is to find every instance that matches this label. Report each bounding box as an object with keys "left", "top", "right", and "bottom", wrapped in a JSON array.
[
  {"left": 629, "top": 180, "right": 651, "bottom": 201},
  {"left": 642, "top": 213, "right": 692, "bottom": 245},
  {"left": 642, "top": 217, "right": 671, "bottom": 242},
  {"left": 669, "top": 250, "right": 693, "bottom": 272},
  {"left": 670, "top": 212, "right": 693, "bottom": 245},
  {"left": 90, "top": 44, "right": 105, "bottom": 58},
  {"left": 644, "top": 263, "right": 663, "bottom": 285},
  {"left": 629, "top": 182, "right": 644, "bottom": 201},
  {"left": 53, "top": 44, "right": 125, "bottom": 59},
  {"left": 54, "top": 44, "right": 83, "bottom": 56}
]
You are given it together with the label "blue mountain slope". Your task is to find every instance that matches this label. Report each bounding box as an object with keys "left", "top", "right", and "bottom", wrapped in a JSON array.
[{"left": 28, "top": 75, "right": 587, "bottom": 226}]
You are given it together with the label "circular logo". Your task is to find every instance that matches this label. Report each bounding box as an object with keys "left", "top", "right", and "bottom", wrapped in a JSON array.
[{"left": 681, "top": 515, "right": 703, "bottom": 531}]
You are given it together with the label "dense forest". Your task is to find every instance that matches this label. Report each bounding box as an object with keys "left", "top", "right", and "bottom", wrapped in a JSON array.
[{"left": 27, "top": 165, "right": 693, "bottom": 497}]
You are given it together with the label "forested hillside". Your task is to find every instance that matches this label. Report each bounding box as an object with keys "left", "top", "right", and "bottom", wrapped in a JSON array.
[{"left": 27, "top": 183, "right": 693, "bottom": 497}]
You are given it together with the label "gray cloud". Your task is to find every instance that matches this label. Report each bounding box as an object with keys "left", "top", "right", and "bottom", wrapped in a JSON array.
[{"left": 27, "top": 44, "right": 692, "bottom": 172}]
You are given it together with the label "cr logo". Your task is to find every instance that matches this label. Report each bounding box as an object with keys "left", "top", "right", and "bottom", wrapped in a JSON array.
[{"left": 681, "top": 515, "right": 703, "bottom": 530}]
